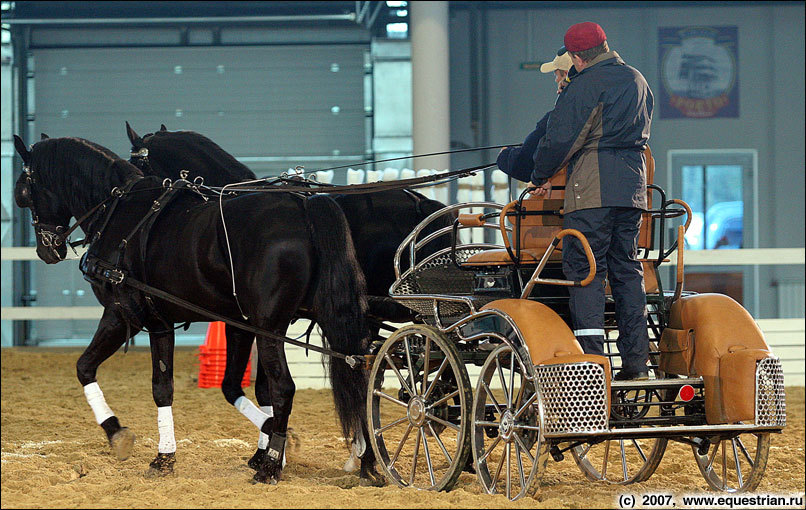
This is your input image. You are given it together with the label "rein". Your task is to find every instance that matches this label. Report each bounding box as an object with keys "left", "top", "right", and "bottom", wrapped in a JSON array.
[{"left": 211, "top": 162, "right": 497, "bottom": 196}]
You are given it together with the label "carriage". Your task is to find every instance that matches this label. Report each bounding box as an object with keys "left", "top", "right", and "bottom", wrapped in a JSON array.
[
  {"left": 365, "top": 148, "right": 787, "bottom": 500},
  {"left": 14, "top": 132, "right": 786, "bottom": 496}
]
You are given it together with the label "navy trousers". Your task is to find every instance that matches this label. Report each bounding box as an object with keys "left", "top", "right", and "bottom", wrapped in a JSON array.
[{"left": 561, "top": 207, "right": 649, "bottom": 372}]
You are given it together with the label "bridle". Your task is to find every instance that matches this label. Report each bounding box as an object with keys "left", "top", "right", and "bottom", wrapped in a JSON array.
[
  {"left": 21, "top": 161, "right": 119, "bottom": 260},
  {"left": 129, "top": 146, "right": 150, "bottom": 171}
]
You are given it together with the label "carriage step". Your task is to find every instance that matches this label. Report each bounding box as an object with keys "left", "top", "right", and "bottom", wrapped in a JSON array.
[{"left": 611, "top": 376, "right": 703, "bottom": 391}]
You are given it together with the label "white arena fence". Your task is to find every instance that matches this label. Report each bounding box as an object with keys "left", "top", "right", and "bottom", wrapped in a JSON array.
[{"left": 2, "top": 168, "right": 803, "bottom": 387}]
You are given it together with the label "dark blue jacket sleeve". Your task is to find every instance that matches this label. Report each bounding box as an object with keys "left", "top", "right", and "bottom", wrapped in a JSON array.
[
  {"left": 530, "top": 84, "right": 594, "bottom": 185},
  {"left": 496, "top": 111, "right": 550, "bottom": 183}
]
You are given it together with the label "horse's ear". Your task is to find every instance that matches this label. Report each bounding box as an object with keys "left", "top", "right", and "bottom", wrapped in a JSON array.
[
  {"left": 160, "top": 124, "right": 167, "bottom": 131},
  {"left": 126, "top": 121, "right": 145, "bottom": 149},
  {"left": 41, "top": 133, "right": 50, "bottom": 140},
  {"left": 13, "top": 135, "right": 31, "bottom": 166}
]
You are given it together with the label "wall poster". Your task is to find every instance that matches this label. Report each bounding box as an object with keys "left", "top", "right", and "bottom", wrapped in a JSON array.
[{"left": 658, "top": 26, "right": 739, "bottom": 119}]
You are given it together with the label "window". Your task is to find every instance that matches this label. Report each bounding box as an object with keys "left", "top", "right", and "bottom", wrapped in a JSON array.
[
  {"left": 669, "top": 150, "right": 758, "bottom": 315},
  {"left": 681, "top": 164, "right": 744, "bottom": 250}
]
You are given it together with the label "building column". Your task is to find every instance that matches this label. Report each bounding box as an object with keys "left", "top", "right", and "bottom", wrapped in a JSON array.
[{"left": 410, "top": 1, "right": 450, "bottom": 171}]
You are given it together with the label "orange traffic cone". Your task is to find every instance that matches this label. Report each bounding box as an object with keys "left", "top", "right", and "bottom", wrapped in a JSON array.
[{"left": 198, "top": 322, "right": 251, "bottom": 388}]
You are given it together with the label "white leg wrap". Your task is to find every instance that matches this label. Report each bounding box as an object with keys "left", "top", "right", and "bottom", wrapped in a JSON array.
[
  {"left": 83, "top": 382, "right": 115, "bottom": 425},
  {"left": 257, "top": 406, "right": 273, "bottom": 449},
  {"left": 157, "top": 406, "right": 176, "bottom": 454},
  {"left": 234, "top": 396, "right": 271, "bottom": 429}
]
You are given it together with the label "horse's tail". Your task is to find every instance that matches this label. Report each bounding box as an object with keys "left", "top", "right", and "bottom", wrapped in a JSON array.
[{"left": 304, "top": 195, "right": 370, "bottom": 444}]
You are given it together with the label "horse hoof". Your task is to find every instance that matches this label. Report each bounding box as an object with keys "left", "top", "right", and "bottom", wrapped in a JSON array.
[
  {"left": 359, "top": 467, "right": 386, "bottom": 487},
  {"left": 252, "top": 458, "right": 282, "bottom": 485},
  {"left": 247, "top": 448, "right": 267, "bottom": 471},
  {"left": 110, "top": 427, "right": 135, "bottom": 461},
  {"left": 146, "top": 452, "right": 175, "bottom": 477},
  {"left": 359, "top": 476, "right": 386, "bottom": 488}
]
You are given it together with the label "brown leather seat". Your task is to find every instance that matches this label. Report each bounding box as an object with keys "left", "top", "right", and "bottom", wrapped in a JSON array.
[{"left": 464, "top": 171, "right": 566, "bottom": 267}]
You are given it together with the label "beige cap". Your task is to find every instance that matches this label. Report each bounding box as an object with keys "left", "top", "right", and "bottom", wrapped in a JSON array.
[{"left": 539, "top": 51, "right": 573, "bottom": 73}]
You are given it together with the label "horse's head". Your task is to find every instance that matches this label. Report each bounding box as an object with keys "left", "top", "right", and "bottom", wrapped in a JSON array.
[{"left": 13, "top": 135, "right": 71, "bottom": 263}]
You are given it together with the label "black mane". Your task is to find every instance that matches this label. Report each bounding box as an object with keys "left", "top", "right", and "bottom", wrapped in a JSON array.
[
  {"left": 31, "top": 137, "right": 143, "bottom": 214},
  {"left": 141, "top": 130, "right": 257, "bottom": 184}
]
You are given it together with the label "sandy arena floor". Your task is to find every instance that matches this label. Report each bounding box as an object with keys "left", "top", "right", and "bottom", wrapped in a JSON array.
[{"left": 1, "top": 347, "right": 803, "bottom": 509}]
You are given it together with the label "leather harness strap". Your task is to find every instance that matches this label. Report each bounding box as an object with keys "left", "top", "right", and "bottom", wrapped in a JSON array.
[{"left": 83, "top": 259, "right": 366, "bottom": 368}]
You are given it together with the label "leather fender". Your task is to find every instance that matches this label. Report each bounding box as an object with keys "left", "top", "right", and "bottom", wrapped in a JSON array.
[
  {"left": 480, "top": 299, "right": 583, "bottom": 365},
  {"left": 665, "top": 293, "right": 771, "bottom": 424}
]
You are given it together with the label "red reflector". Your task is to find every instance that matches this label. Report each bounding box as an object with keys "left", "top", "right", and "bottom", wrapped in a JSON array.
[{"left": 679, "top": 384, "right": 695, "bottom": 402}]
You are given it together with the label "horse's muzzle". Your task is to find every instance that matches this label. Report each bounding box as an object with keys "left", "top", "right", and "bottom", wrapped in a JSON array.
[{"left": 36, "top": 234, "right": 67, "bottom": 264}]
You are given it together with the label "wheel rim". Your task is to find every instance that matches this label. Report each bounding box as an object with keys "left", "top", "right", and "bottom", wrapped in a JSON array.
[
  {"left": 571, "top": 436, "right": 667, "bottom": 484},
  {"left": 692, "top": 432, "right": 770, "bottom": 493},
  {"left": 368, "top": 325, "right": 471, "bottom": 490},
  {"left": 472, "top": 344, "right": 547, "bottom": 501}
]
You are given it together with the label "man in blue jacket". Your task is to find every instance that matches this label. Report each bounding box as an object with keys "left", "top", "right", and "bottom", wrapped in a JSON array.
[{"left": 530, "top": 22, "right": 654, "bottom": 380}]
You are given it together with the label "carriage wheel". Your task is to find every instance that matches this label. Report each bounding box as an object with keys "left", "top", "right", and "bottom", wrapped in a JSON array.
[
  {"left": 572, "top": 338, "right": 668, "bottom": 484},
  {"left": 472, "top": 344, "right": 549, "bottom": 501},
  {"left": 367, "top": 324, "right": 472, "bottom": 491},
  {"left": 571, "top": 435, "right": 667, "bottom": 484},
  {"left": 692, "top": 432, "right": 770, "bottom": 492}
]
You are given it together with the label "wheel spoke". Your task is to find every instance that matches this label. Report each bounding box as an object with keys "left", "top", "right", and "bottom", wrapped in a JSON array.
[
  {"left": 706, "top": 440, "right": 720, "bottom": 471},
  {"left": 513, "top": 375, "right": 526, "bottom": 412},
  {"left": 506, "top": 442, "right": 512, "bottom": 499},
  {"left": 425, "top": 412, "right": 460, "bottom": 432},
  {"left": 384, "top": 353, "right": 415, "bottom": 398},
  {"left": 483, "top": 380, "right": 504, "bottom": 414},
  {"left": 373, "top": 388, "right": 408, "bottom": 409},
  {"left": 403, "top": 337, "right": 418, "bottom": 395},
  {"left": 721, "top": 441, "right": 727, "bottom": 490},
  {"left": 513, "top": 432, "right": 535, "bottom": 464},
  {"left": 578, "top": 443, "right": 592, "bottom": 460},
  {"left": 479, "top": 435, "right": 501, "bottom": 463},
  {"left": 420, "top": 428, "right": 436, "bottom": 487},
  {"left": 375, "top": 415, "right": 408, "bottom": 435},
  {"left": 422, "top": 336, "right": 431, "bottom": 394},
  {"left": 735, "top": 436, "right": 755, "bottom": 468},
  {"left": 631, "top": 439, "right": 647, "bottom": 463},
  {"left": 496, "top": 357, "right": 510, "bottom": 409},
  {"left": 423, "top": 357, "right": 449, "bottom": 400},
  {"left": 620, "top": 440, "right": 628, "bottom": 481},
  {"left": 427, "top": 389, "right": 460, "bottom": 409},
  {"left": 602, "top": 440, "right": 611, "bottom": 479},
  {"left": 731, "top": 438, "right": 744, "bottom": 488},
  {"left": 409, "top": 427, "right": 422, "bottom": 487},
  {"left": 389, "top": 423, "right": 414, "bottom": 469},
  {"left": 513, "top": 392, "right": 537, "bottom": 420},
  {"left": 492, "top": 440, "right": 507, "bottom": 490},
  {"left": 514, "top": 440, "right": 527, "bottom": 491},
  {"left": 508, "top": 351, "right": 515, "bottom": 409},
  {"left": 427, "top": 422, "right": 453, "bottom": 465},
  {"left": 476, "top": 420, "right": 499, "bottom": 428}
]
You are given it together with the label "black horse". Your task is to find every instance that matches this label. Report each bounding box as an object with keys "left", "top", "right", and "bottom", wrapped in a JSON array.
[
  {"left": 13, "top": 134, "right": 381, "bottom": 485},
  {"left": 124, "top": 123, "right": 451, "bottom": 468},
  {"left": 125, "top": 123, "right": 449, "bottom": 321}
]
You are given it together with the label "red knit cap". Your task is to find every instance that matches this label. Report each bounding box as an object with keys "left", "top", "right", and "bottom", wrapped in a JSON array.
[{"left": 564, "top": 22, "right": 607, "bottom": 52}]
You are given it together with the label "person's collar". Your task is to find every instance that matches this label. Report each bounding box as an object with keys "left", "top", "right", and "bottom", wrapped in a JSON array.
[{"left": 578, "top": 50, "right": 622, "bottom": 73}]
